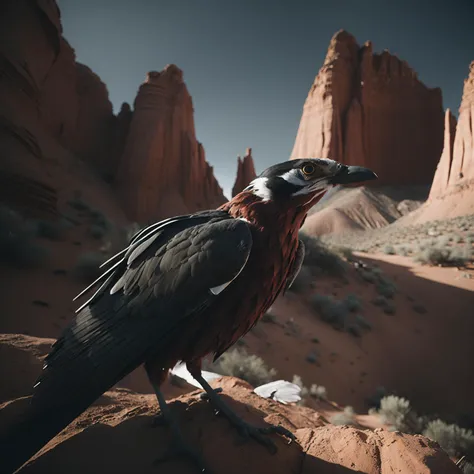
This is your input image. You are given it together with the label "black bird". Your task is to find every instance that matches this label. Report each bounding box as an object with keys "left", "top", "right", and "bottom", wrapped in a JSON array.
[{"left": 0, "top": 158, "right": 377, "bottom": 473}]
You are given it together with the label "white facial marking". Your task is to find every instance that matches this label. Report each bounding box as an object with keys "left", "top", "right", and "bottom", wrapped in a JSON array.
[
  {"left": 280, "top": 169, "right": 306, "bottom": 187},
  {"left": 247, "top": 176, "right": 272, "bottom": 201},
  {"left": 239, "top": 217, "right": 250, "bottom": 223}
]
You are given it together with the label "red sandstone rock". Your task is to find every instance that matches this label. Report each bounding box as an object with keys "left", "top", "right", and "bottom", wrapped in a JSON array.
[
  {"left": 414, "top": 61, "right": 474, "bottom": 219},
  {"left": 429, "top": 109, "right": 457, "bottom": 199},
  {"left": 232, "top": 148, "right": 257, "bottom": 197},
  {"left": 1, "top": 0, "right": 115, "bottom": 176},
  {"left": 291, "top": 30, "right": 444, "bottom": 186},
  {"left": 115, "top": 66, "right": 226, "bottom": 222},
  {"left": 0, "top": 371, "right": 460, "bottom": 474},
  {"left": 447, "top": 62, "right": 474, "bottom": 189}
]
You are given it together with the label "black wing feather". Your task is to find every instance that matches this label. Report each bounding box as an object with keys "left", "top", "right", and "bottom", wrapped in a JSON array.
[{"left": 33, "top": 213, "right": 252, "bottom": 411}]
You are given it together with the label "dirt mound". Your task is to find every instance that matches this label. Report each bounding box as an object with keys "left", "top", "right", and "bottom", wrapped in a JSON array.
[
  {"left": 0, "top": 378, "right": 458, "bottom": 474},
  {"left": 302, "top": 186, "right": 425, "bottom": 236}
]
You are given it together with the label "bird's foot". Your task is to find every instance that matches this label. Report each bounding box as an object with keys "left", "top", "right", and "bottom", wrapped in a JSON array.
[
  {"left": 199, "top": 387, "right": 222, "bottom": 401},
  {"left": 204, "top": 387, "right": 295, "bottom": 452}
]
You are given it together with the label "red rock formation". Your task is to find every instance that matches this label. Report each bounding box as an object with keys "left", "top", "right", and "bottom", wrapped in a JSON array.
[
  {"left": 414, "top": 62, "right": 474, "bottom": 220},
  {"left": 291, "top": 30, "right": 444, "bottom": 186},
  {"left": 115, "top": 66, "right": 226, "bottom": 223},
  {"left": 0, "top": 0, "right": 116, "bottom": 184},
  {"left": 440, "top": 61, "right": 474, "bottom": 192},
  {"left": 429, "top": 109, "right": 457, "bottom": 199},
  {"left": 232, "top": 148, "right": 257, "bottom": 197}
]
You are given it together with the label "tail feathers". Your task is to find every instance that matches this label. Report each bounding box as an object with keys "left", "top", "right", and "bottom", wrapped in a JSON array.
[{"left": 0, "top": 400, "right": 90, "bottom": 474}]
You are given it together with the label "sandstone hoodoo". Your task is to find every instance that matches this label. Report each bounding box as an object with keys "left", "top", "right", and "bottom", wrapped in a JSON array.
[
  {"left": 115, "top": 66, "right": 226, "bottom": 223},
  {"left": 231, "top": 148, "right": 257, "bottom": 197},
  {"left": 429, "top": 109, "right": 457, "bottom": 199},
  {"left": 429, "top": 62, "right": 474, "bottom": 200},
  {"left": 291, "top": 30, "right": 444, "bottom": 186},
  {"left": 413, "top": 61, "right": 474, "bottom": 220}
]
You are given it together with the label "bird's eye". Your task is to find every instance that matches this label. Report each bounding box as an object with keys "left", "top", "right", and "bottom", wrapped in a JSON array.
[{"left": 301, "top": 164, "right": 315, "bottom": 176}]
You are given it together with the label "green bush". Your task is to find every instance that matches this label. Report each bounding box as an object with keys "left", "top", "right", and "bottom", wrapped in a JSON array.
[
  {"left": 206, "top": 348, "right": 276, "bottom": 388},
  {"left": 423, "top": 419, "right": 474, "bottom": 458},
  {"left": 414, "top": 246, "right": 471, "bottom": 267}
]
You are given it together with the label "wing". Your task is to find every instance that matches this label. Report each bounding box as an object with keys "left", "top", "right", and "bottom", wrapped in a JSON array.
[
  {"left": 283, "top": 239, "right": 305, "bottom": 293},
  {"left": 32, "top": 212, "right": 252, "bottom": 413}
]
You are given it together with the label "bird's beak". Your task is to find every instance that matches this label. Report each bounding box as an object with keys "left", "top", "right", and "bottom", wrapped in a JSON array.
[{"left": 329, "top": 165, "right": 378, "bottom": 185}]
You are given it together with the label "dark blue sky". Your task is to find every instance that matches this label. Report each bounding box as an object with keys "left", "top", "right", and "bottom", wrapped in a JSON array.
[{"left": 58, "top": 0, "right": 474, "bottom": 197}]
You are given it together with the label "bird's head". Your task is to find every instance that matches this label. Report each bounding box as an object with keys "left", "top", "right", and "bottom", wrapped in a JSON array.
[{"left": 243, "top": 158, "right": 377, "bottom": 208}]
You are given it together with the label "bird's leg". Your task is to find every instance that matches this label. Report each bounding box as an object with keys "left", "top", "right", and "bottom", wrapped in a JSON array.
[
  {"left": 145, "top": 362, "right": 211, "bottom": 473},
  {"left": 186, "top": 360, "right": 295, "bottom": 453}
]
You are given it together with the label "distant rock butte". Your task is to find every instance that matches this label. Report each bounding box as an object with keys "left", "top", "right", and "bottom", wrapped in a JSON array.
[
  {"left": 430, "top": 62, "right": 474, "bottom": 199},
  {"left": 231, "top": 148, "right": 257, "bottom": 197},
  {"left": 1, "top": 1, "right": 227, "bottom": 223},
  {"left": 115, "top": 66, "right": 226, "bottom": 222},
  {"left": 291, "top": 30, "right": 444, "bottom": 186}
]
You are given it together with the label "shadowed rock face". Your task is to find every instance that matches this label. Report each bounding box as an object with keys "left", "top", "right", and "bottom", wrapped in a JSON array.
[
  {"left": 115, "top": 66, "right": 226, "bottom": 223},
  {"left": 1, "top": 1, "right": 227, "bottom": 223},
  {"left": 232, "top": 148, "right": 257, "bottom": 197},
  {"left": 291, "top": 30, "right": 444, "bottom": 186}
]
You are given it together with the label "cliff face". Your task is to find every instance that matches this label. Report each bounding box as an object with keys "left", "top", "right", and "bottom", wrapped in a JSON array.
[
  {"left": 1, "top": 1, "right": 227, "bottom": 223},
  {"left": 291, "top": 30, "right": 444, "bottom": 186},
  {"left": 430, "top": 62, "right": 474, "bottom": 198},
  {"left": 231, "top": 148, "right": 257, "bottom": 197},
  {"left": 115, "top": 66, "right": 226, "bottom": 223},
  {"left": 415, "top": 62, "right": 474, "bottom": 219},
  {"left": 429, "top": 109, "right": 457, "bottom": 199}
]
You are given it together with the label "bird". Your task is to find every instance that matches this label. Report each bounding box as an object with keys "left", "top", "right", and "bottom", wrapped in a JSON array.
[{"left": 0, "top": 158, "right": 377, "bottom": 473}]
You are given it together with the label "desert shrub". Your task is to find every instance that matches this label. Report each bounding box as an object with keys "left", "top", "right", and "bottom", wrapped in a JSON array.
[
  {"left": 292, "top": 374, "right": 309, "bottom": 399},
  {"left": 414, "top": 246, "right": 471, "bottom": 267},
  {"left": 376, "top": 278, "right": 397, "bottom": 299},
  {"left": 372, "top": 295, "right": 387, "bottom": 307},
  {"left": 35, "top": 219, "right": 67, "bottom": 240},
  {"left": 306, "top": 352, "right": 318, "bottom": 363},
  {"left": 397, "top": 246, "right": 410, "bottom": 257},
  {"left": 330, "top": 406, "right": 356, "bottom": 426},
  {"left": 360, "top": 269, "right": 376, "bottom": 283},
  {"left": 68, "top": 198, "right": 89, "bottom": 212},
  {"left": 311, "top": 294, "right": 348, "bottom": 330},
  {"left": 88, "top": 224, "right": 107, "bottom": 240},
  {"left": 355, "top": 314, "right": 372, "bottom": 330},
  {"left": 344, "top": 294, "right": 361, "bottom": 312},
  {"left": 309, "top": 384, "right": 327, "bottom": 400},
  {"left": 206, "top": 348, "right": 276, "bottom": 388},
  {"left": 347, "top": 324, "right": 362, "bottom": 337},
  {"left": 299, "top": 233, "right": 346, "bottom": 276},
  {"left": 383, "top": 302, "right": 396, "bottom": 315},
  {"left": 0, "top": 206, "right": 48, "bottom": 268},
  {"left": 261, "top": 312, "right": 277, "bottom": 324},
  {"left": 74, "top": 252, "right": 105, "bottom": 282},
  {"left": 375, "top": 395, "right": 422, "bottom": 433},
  {"left": 423, "top": 419, "right": 474, "bottom": 458},
  {"left": 383, "top": 245, "right": 396, "bottom": 255}
]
